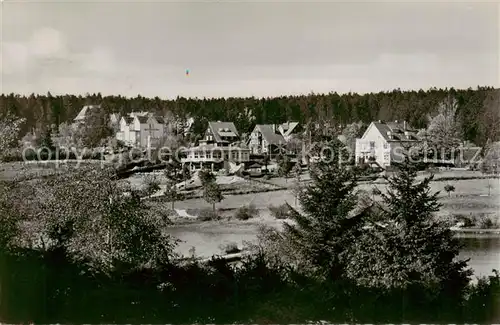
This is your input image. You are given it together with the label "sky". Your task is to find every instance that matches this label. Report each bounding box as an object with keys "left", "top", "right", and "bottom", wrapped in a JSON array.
[{"left": 1, "top": 0, "right": 499, "bottom": 99}]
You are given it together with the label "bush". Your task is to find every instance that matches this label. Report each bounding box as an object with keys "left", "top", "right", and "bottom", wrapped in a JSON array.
[
  {"left": 219, "top": 242, "right": 241, "bottom": 255},
  {"left": 143, "top": 173, "right": 161, "bottom": 194},
  {"left": 263, "top": 174, "right": 271, "bottom": 180},
  {"left": 197, "top": 208, "right": 219, "bottom": 221},
  {"left": 479, "top": 216, "right": 496, "bottom": 229},
  {"left": 235, "top": 205, "right": 259, "bottom": 221},
  {"left": 268, "top": 203, "right": 292, "bottom": 220},
  {"left": 455, "top": 214, "right": 476, "bottom": 227}
]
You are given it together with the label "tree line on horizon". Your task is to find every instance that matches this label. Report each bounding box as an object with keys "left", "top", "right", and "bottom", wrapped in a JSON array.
[{"left": 0, "top": 86, "right": 499, "bottom": 148}]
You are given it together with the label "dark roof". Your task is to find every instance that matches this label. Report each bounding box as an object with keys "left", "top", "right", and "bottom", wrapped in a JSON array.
[
  {"left": 255, "top": 124, "right": 286, "bottom": 145},
  {"left": 371, "top": 121, "right": 419, "bottom": 142},
  {"left": 208, "top": 121, "right": 240, "bottom": 142},
  {"left": 154, "top": 116, "right": 165, "bottom": 124},
  {"left": 136, "top": 116, "right": 149, "bottom": 124},
  {"left": 278, "top": 122, "right": 300, "bottom": 136}
]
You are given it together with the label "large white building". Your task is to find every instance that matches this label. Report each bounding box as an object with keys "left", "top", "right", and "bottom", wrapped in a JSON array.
[
  {"left": 116, "top": 112, "right": 167, "bottom": 148},
  {"left": 355, "top": 120, "right": 420, "bottom": 168}
]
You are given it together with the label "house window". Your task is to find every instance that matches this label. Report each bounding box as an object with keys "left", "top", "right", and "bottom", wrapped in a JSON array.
[
  {"left": 206, "top": 152, "right": 212, "bottom": 159},
  {"left": 194, "top": 151, "right": 199, "bottom": 158},
  {"left": 383, "top": 142, "right": 388, "bottom": 149},
  {"left": 370, "top": 141, "right": 375, "bottom": 149},
  {"left": 384, "top": 153, "right": 390, "bottom": 161}
]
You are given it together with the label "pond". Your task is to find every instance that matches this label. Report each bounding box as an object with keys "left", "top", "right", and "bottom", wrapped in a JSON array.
[
  {"left": 458, "top": 234, "right": 500, "bottom": 278},
  {"left": 169, "top": 224, "right": 500, "bottom": 279}
]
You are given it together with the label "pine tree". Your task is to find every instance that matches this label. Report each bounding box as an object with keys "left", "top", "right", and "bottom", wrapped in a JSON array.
[
  {"left": 346, "top": 157, "right": 472, "bottom": 293},
  {"left": 39, "top": 127, "right": 55, "bottom": 150},
  {"left": 279, "top": 139, "right": 362, "bottom": 279}
]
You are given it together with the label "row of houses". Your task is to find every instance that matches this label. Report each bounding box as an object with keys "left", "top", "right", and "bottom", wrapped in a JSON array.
[{"left": 73, "top": 105, "right": 491, "bottom": 171}]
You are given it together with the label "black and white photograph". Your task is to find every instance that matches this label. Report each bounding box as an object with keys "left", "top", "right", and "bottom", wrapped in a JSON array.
[{"left": 0, "top": 0, "right": 499, "bottom": 323}]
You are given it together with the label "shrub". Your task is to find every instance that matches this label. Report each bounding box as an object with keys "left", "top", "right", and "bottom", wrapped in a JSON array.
[
  {"left": 143, "top": 173, "right": 161, "bottom": 195},
  {"left": 479, "top": 216, "right": 496, "bottom": 229},
  {"left": 197, "top": 208, "right": 219, "bottom": 221},
  {"left": 264, "top": 174, "right": 271, "bottom": 180},
  {"left": 455, "top": 214, "right": 476, "bottom": 227},
  {"left": 268, "top": 203, "right": 292, "bottom": 220},
  {"left": 235, "top": 205, "right": 259, "bottom": 221},
  {"left": 219, "top": 242, "right": 241, "bottom": 255},
  {"left": 444, "top": 184, "right": 456, "bottom": 197}
]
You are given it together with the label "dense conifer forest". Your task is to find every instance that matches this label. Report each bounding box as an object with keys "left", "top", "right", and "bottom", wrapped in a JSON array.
[{"left": 1, "top": 86, "right": 499, "bottom": 147}]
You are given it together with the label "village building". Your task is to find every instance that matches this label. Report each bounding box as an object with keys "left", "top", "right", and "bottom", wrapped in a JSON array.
[
  {"left": 247, "top": 124, "right": 286, "bottom": 155},
  {"left": 181, "top": 144, "right": 250, "bottom": 171},
  {"left": 247, "top": 122, "right": 301, "bottom": 155},
  {"left": 277, "top": 122, "right": 301, "bottom": 141},
  {"left": 181, "top": 121, "right": 249, "bottom": 171},
  {"left": 199, "top": 121, "right": 240, "bottom": 147},
  {"left": 115, "top": 112, "right": 166, "bottom": 148},
  {"left": 355, "top": 120, "right": 420, "bottom": 168}
]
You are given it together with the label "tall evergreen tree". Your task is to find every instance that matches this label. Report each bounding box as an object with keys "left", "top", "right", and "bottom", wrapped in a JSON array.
[
  {"left": 346, "top": 157, "right": 472, "bottom": 293},
  {"left": 277, "top": 139, "right": 362, "bottom": 279}
]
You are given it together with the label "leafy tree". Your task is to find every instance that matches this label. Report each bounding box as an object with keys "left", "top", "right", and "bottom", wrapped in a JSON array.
[
  {"left": 341, "top": 121, "right": 364, "bottom": 159},
  {"left": 57, "top": 121, "right": 77, "bottom": 148},
  {"left": 199, "top": 168, "right": 216, "bottom": 187},
  {"left": 0, "top": 114, "right": 25, "bottom": 159},
  {"left": 77, "top": 107, "right": 113, "bottom": 148},
  {"left": 286, "top": 135, "right": 303, "bottom": 155},
  {"left": 292, "top": 161, "right": 302, "bottom": 206},
  {"left": 143, "top": 174, "right": 161, "bottom": 196},
  {"left": 3, "top": 167, "right": 178, "bottom": 275},
  {"left": 262, "top": 139, "right": 361, "bottom": 279},
  {"left": 427, "top": 96, "right": 463, "bottom": 160},
  {"left": 292, "top": 161, "right": 302, "bottom": 181},
  {"left": 262, "top": 154, "right": 270, "bottom": 173},
  {"left": 345, "top": 157, "right": 472, "bottom": 294},
  {"left": 277, "top": 155, "right": 293, "bottom": 182},
  {"left": 203, "top": 181, "right": 224, "bottom": 215},
  {"left": 164, "top": 160, "right": 182, "bottom": 182},
  {"left": 181, "top": 164, "right": 191, "bottom": 188},
  {"left": 444, "top": 184, "right": 455, "bottom": 197},
  {"left": 164, "top": 179, "right": 184, "bottom": 209}
]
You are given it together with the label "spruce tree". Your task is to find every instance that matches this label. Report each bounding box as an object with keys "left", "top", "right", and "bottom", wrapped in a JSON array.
[
  {"left": 280, "top": 139, "right": 362, "bottom": 279},
  {"left": 346, "top": 156, "right": 472, "bottom": 293}
]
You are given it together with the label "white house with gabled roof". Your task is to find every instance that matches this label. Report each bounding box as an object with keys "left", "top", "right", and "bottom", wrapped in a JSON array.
[
  {"left": 355, "top": 120, "right": 421, "bottom": 168},
  {"left": 116, "top": 112, "right": 167, "bottom": 148}
]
